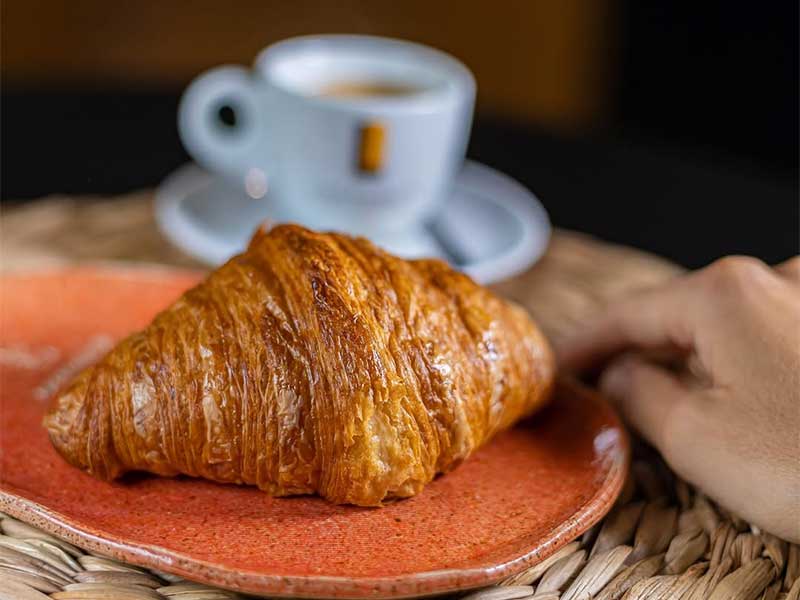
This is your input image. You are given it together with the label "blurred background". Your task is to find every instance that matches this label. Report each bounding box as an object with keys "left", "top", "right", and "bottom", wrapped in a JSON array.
[{"left": 2, "top": 0, "right": 797, "bottom": 268}]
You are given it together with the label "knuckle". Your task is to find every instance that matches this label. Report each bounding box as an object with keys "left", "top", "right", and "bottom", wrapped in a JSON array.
[
  {"left": 705, "top": 255, "right": 770, "bottom": 292},
  {"left": 780, "top": 256, "right": 800, "bottom": 278},
  {"left": 782, "top": 256, "right": 800, "bottom": 267}
]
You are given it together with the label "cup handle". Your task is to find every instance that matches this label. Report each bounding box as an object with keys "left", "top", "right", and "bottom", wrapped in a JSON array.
[{"left": 178, "top": 66, "right": 263, "bottom": 181}]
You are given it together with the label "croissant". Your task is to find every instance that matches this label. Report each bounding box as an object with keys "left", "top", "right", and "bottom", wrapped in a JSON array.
[{"left": 44, "top": 224, "right": 554, "bottom": 506}]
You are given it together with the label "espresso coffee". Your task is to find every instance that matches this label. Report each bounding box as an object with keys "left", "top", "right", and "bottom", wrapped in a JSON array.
[{"left": 316, "top": 81, "right": 421, "bottom": 98}]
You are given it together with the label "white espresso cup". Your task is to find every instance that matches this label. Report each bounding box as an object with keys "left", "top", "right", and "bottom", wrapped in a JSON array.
[{"left": 178, "top": 35, "right": 475, "bottom": 236}]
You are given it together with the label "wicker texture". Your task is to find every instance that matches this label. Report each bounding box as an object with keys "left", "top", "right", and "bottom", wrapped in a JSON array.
[
  {"left": 1, "top": 456, "right": 798, "bottom": 599},
  {"left": 2, "top": 193, "right": 796, "bottom": 600}
]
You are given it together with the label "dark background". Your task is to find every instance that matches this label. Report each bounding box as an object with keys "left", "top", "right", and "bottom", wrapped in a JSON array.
[{"left": 2, "top": 1, "right": 798, "bottom": 268}]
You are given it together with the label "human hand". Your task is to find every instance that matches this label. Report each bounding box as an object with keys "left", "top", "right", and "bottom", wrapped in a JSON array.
[{"left": 558, "top": 256, "right": 800, "bottom": 542}]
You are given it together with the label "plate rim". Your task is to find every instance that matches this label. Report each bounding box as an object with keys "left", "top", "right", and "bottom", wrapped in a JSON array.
[{"left": 1, "top": 266, "right": 627, "bottom": 599}]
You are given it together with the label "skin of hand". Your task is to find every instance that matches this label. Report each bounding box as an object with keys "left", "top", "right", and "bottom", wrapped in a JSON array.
[{"left": 557, "top": 256, "right": 800, "bottom": 543}]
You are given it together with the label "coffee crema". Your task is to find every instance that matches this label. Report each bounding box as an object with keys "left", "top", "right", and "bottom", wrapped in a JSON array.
[{"left": 315, "top": 81, "right": 422, "bottom": 98}]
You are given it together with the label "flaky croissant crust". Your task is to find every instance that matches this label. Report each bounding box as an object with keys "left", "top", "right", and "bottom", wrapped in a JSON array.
[{"left": 44, "top": 224, "right": 554, "bottom": 505}]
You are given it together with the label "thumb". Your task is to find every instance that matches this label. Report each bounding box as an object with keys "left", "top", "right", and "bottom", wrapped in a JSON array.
[{"left": 599, "top": 354, "right": 696, "bottom": 458}]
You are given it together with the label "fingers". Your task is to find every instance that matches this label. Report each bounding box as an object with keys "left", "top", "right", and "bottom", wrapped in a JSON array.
[
  {"left": 557, "top": 255, "right": 796, "bottom": 374},
  {"left": 599, "top": 354, "right": 695, "bottom": 454},
  {"left": 556, "top": 280, "right": 698, "bottom": 373}
]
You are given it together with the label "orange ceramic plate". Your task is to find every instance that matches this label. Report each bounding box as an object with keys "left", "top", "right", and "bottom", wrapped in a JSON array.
[{"left": 0, "top": 267, "right": 628, "bottom": 599}]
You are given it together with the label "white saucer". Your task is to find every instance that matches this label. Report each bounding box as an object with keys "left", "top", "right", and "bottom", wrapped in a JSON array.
[{"left": 155, "top": 160, "right": 550, "bottom": 284}]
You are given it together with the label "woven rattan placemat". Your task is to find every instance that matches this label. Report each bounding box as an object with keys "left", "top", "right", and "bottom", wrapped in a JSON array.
[{"left": 1, "top": 194, "right": 797, "bottom": 600}]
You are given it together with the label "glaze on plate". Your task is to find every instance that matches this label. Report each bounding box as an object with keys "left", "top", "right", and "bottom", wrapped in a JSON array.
[{"left": 0, "top": 267, "right": 628, "bottom": 598}]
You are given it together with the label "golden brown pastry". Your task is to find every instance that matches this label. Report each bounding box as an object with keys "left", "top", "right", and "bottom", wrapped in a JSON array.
[{"left": 44, "top": 224, "right": 554, "bottom": 506}]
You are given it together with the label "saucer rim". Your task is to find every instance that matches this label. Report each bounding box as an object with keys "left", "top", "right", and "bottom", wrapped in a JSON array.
[{"left": 154, "top": 160, "right": 551, "bottom": 284}]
